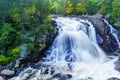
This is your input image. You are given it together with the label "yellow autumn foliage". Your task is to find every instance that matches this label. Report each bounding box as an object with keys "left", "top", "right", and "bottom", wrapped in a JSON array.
[
  {"left": 99, "top": 4, "right": 107, "bottom": 16},
  {"left": 65, "top": 0, "right": 74, "bottom": 14},
  {"left": 43, "top": 15, "right": 51, "bottom": 24},
  {"left": 23, "top": 5, "right": 36, "bottom": 14},
  {"left": 76, "top": 2, "right": 86, "bottom": 14},
  {"left": 11, "top": 6, "right": 20, "bottom": 21},
  {"left": 76, "top": 3, "right": 81, "bottom": 14}
]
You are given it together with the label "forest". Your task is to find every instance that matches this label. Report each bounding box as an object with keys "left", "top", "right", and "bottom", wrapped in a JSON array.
[{"left": 0, "top": 0, "right": 120, "bottom": 65}]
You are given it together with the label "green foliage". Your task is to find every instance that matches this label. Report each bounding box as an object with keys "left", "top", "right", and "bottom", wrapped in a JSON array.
[
  {"left": 0, "top": 55, "right": 11, "bottom": 65},
  {"left": 11, "top": 6, "right": 20, "bottom": 22},
  {"left": 66, "top": 0, "right": 74, "bottom": 14},
  {"left": 0, "top": 0, "right": 14, "bottom": 25},
  {"left": 99, "top": 4, "right": 107, "bottom": 16},
  {"left": 112, "top": 0, "right": 120, "bottom": 14},
  {"left": 0, "top": 23, "right": 22, "bottom": 52},
  {"left": 1, "top": 23, "right": 13, "bottom": 38},
  {"left": 80, "top": 0, "right": 87, "bottom": 14},
  {"left": 112, "top": 0, "right": 120, "bottom": 27},
  {"left": 76, "top": 2, "right": 86, "bottom": 14},
  {"left": 76, "top": 3, "right": 82, "bottom": 14},
  {"left": 104, "top": 0, "right": 113, "bottom": 13},
  {"left": 49, "top": 0, "right": 120, "bottom": 27},
  {"left": 0, "top": 47, "right": 20, "bottom": 65},
  {"left": 50, "top": 0, "right": 67, "bottom": 15},
  {"left": 6, "top": 47, "right": 21, "bottom": 58},
  {"left": 0, "top": 0, "right": 53, "bottom": 65},
  {"left": 39, "top": 43, "right": 43, "bottom": 48}
]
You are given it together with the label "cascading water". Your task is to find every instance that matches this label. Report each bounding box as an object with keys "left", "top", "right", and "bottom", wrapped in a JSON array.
[
  {"left": 104, "top": 19, "right": 120, "bottom": 48},
  {"left": 45, "top": 17, "right": 106, "bottom": 64},
  {"left": 10, "top": 17, "right": 120, "bottom": 80}
]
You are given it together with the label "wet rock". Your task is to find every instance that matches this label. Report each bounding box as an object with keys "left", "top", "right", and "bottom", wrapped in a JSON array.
[
  {"left": 96, "top": 34, "right": 103, "bottom": 43},
  {"left": 82, "top": 77, "right": 95, "bottom": 80},
  {"left": 78, "top": 14, "right": 119, "bottom": 53},
  {"left": 52, "top": 73, "right": 62, "bottom": 78},
  {"left": 100, "top": 34, "right": 117, "bottom": 53},
  {"left": 0, "top": 69, "right": 15, "bottom": 77},
  {"left": 51, "top": 74, "right": 73, "bottom": 80},
  {"left": 51, "top": 73, "right": 71, "bottom": 80},
  {"left": 42, "top": 67, "right": 55, "bottom": 75},
  {"left": 14, "top": 59, "right": 20, "bottom": 68},
  {"left": 80, "top": 77, "right": 95, "bottom": 80},
  {"left": 51, "top": 20, "right": 57, "bottom": 27},
  {"left": 66, "top": 74, "right": 72, "bottom": 79},
  {"left": 20, "top": 44, "right": 27, "bottom": 58},
  {"left": 50, "top": 69, "right": 55, "bottom": 75},
  {"left": 114, "top": 60, "right": 120, "bottom": 72},
  {"left": 0, "top": 76, "right": 5, "bottom": 80},
  {"left": 51, "top": 15, "right": 58, "bottom": 19},
  {"left": 118, "top": 55, "right": 120, "bottom": 60},
  {"left": 25, "top": 69, "right": 33, "bottom": 74},
  {"left": 80, "top": 14, "right": 104, "bottom": 35},
  {"left": 107, "top": 77, "right": 120, "bottom": 80},
  {"left": 43, "top": 68, "right": 49, "bottom": 74},
  {"left": 114, "top": 48, "right": 120, "bottom": 56},
  {"left": 87, "top": 77, "right": 95, "bottom": 80}
]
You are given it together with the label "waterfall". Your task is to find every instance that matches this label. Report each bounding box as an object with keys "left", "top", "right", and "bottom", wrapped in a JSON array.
[
  {"left": 104, "top": 19, "right": 120, "bottom": 48},
  {"left": 10, "top": 17, "right": 120, "bottom": 80},
  {"left": 45, "top": 17, "right": 106, "bottom": 64}
]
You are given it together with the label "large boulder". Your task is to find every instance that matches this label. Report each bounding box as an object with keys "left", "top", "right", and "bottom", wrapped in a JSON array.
[{"left": 0, "top": 69, "right": 15, "bottom": 77}]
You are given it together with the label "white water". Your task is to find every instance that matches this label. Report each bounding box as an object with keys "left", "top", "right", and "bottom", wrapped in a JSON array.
[
  {"left": 104, "top": 19, "right": 120, "bottom": 48},
  {"left": 45, "top": 17, "right": 106, "bottom": 64},
  {"left": 10, "top": 17, "right": 120, "bottom": 80}
]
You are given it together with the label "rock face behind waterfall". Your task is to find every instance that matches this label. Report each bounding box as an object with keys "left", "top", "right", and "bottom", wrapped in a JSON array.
[
  {"left": 77, "top": 14, "right": 119, "bottom": 53},
  {"left": 51, "top": 14, "right": 119, "bottom": 53}
]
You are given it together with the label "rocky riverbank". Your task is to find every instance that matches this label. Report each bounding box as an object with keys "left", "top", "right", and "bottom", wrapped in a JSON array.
[{"left": 8, "top": 57, "right": 120, "bottom": 80}]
